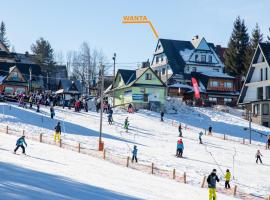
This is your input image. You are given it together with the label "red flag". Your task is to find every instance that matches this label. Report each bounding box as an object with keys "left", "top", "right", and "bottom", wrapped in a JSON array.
[{"left": 191, "top": 77, "right": 200, "bottom": 99}]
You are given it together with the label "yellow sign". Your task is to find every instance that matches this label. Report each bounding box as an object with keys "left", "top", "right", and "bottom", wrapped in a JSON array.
[{"left": 122, "top": 16, "right": 159, "bottom": 39}]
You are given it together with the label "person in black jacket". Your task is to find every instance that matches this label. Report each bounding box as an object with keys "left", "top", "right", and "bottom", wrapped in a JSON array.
[
  {"left": 207, "top": 169, "right": 220, "bottom": 200},
  {"left": 160, "top": 111, "right": 164, "bottom": 122},
  {"left": 208, "top": 125, "right": 212, "bottom": 135},
  {"left": 54, "top": 122, "right": 61, "bottom": 142}
]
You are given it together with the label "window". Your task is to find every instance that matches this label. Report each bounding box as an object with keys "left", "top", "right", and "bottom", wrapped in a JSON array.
[
  {"left": 209, "top": 97, "right": 217, "bottom": 102},
  {"left": 224, "top": 82, "right": 233, "bottom": 88},
  {"left": 158, "top": 44, "right": 161, "bottom": 50},
  {"left": 213, "top": 68, "right": 219, "bottom": 72},
  {"left": 162, "top": 68, "right": 166, "bottom": 75},
  {"left": 154, "top": 70, "right": 158, "bottom": 75},
  {"left": 266, "top": 86, "right": 270, "bottom": 99},
  {"left": 161, "top": 56, "right": 164, "bottom": 62},
  {"left": 201, "top": 55, "right": 206, "bottom": 62},
  {"left": 266, "top": 68, "right": 268, "bottom": 80},
  {"left": 16, "top": 87, "right": 26, "bottom": 94},
  {"left": 195, "top": 54, "right": 199, "bottom": 62},
  {"left": 257, "top": 87, "right": 263, "bottom": 100},
  {"left": 192, "top": 67, "right": 196, "bottom": 72},
  {"left": 260, "top": 68, "right": 263, "bottom": 81},
  {"left": 208, "top": 55, "right": 212, "bottom": 63},
  {"left": 11, "top": 72, "right": 20, "bottom": 81},
  {"left": 253, "top": 104, "right": 260, "bottom": 115},
  {"left": 4, "top": 87, "right": 14, "bottom": 94},
  {"left": 262, "top": 104, "right": 269, "bottom": 115},
  {"left": 224, "top": 98, "right": 232, "bottom": 102},
  {"left": 156, "top": 56, "right": 159, "bottom": 63},
  {"left": 145, "top": 73, "right": 152, "bottom": 80},
  {"left": 210, "top": 81, "right": 219, "bottom": 87}
]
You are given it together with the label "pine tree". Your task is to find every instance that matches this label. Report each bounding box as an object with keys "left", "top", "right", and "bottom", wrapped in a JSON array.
[
  {"left": 250, "top": 23, "right": 263, "bottom": 50},
  {"left": 0, "top": 21, "right": 10, "bottom": 49},
  {"left": 31, "top": 37, "right": 55, "bottom": 66},
  {"left": 224, "top": 16, "right": 250, "bottom": 76},
  {"left": 267, "top": 28, "right": 270, "bottom": 42}
]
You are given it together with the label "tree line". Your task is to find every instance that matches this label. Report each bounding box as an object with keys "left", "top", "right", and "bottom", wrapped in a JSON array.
[{"left": 224, "top": 16, "right": 269, "bottom": 77}]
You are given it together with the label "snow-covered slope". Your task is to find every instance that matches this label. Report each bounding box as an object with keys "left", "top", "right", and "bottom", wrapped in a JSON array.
[
  {"left": 0, "top": 133, "right": 238, "bottom": 200},
  {"left": 0, "top": 102, "right": 269, "bottom": 198}
]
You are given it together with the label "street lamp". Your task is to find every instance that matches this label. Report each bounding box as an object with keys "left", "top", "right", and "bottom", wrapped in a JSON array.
[{"left": 112, "top": 53, "right": 116, "bottom": 107}]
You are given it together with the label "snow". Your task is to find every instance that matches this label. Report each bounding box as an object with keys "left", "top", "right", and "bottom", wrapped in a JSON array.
[
  {"left": 0, "top": 102, "right": 270, "bottom": 198},
  {"left": 199, "top": 71, "right": 234, "bottom": 78},
  {"left": 0, "top": 134, "right": 238, "bottom": 200}
]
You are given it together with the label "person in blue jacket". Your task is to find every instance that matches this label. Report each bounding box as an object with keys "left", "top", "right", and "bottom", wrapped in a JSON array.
[
  {"left": 14, "top": 136, "right": 27, "bottom": 154},
  {"left": 131, "top": 145, "right": 138, "bottom": 163},
  {"left": 176, "top": 138, "right": 184, "bottom": 157}
]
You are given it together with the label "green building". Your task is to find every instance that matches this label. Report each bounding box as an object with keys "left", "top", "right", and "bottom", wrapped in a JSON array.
[{"left": 108, "top": 67, "right": 166, "bottom": 111}]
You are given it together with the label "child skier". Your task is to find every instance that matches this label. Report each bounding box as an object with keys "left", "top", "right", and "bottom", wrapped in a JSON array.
[
  {"left": 108, "top": 109, "right": 113, "bottom": 125},
  {"left": 207, "top": 169, "right": 220, "bottom": 200},
  {"left": 14, "top": 136, "right": 27, "bottom": 154},
  {"left": 50, "top": 106, "right": 55, "bottom": 119},
  {"left": 176, "top": 138, "right": 184, "bottom": 157},
  {"left": 131, "top": 145, "right": 138, "bottom": 163},
  {"left": 255, "top": 150, "right": 263, "bottom": 164},
  {"left": 199, "top": 131, "right": 203, "bottom": 144},
  {"left": 54, "top": 122, "right": 61, "bottom": 142},
  {"left": 178, "top": 124, "right": 182, "bottom": 137},
  {"left": 124, "top": 117, "right": 129, "bottom": 132},
  {"left": 160, "top": 111, "right": 164, "bottom": 122},
  {"left": 225, "top": 169, "right": 231, "bottom": 189}
]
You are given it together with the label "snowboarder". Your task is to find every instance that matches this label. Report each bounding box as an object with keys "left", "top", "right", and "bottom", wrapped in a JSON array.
[
  {"left": 160, "top": 111, "right": 164, "bottom": 122},
  {"left": 176, "top": 138, "right": 184, "bottom": 157},
  {"left": 124, "top": 117, "right": 129, "bottom": 132},
  {"left": 108, "top": 109, "right": 113, "bottom": 125},
  {"left": 14, "top": 136, "right": 27, "bottom": 154},
  {"left": 131, "top": 145, "right": 138, "bottom": 163},
  {"left": 178, "top": 124, "right": 182, "bottom": 137},
  {"left": 199, "top": 131, "right": 203, "bottom": 144},
  {"left": 267, "top": 135, "right": 270, "bottom": 149},
  {"left": 208, "top": 125, "right": 212, "bottom": 135},
  {"left": 54, "top": 122, "right": 61, "bottom": 142},
  {"left": 50, "top": 106, "right": 55, "bottom": 119},
  {"left": 225, "top": 169, "right": 231, "bottom": 189},
  {"left": 207, "top": 169, "right": 220, "bottom": 200},
  {"left": 255, "top": 150, "right": 263, "bottom": 164}
]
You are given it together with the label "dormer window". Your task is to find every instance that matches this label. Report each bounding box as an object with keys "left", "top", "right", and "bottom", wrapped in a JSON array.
[
  {"left": 201, "top": 55, "right": 206, "bottom": 62},
  {"left": 195, "top": 54, "right": 199, "bottom": 62},
  {"left": 158, "top": 44, "right": 161, "bottom": 50},
  {"left": 208, "top": 55, "right": 212, "bottom": 63},
  {"left": 145, "top": 73, "right": 152, "bottom": 80}
]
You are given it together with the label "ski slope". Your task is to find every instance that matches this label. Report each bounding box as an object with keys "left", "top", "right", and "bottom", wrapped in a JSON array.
[
  {"left": 0, "top": 102, "right": 269, "bottom": 198},
  {"left": 0, "top": 133, "right": 239, "bottom": 200}
]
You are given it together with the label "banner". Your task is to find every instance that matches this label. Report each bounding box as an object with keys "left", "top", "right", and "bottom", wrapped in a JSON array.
[{"left": 191, "top": 77, "right": 200, "bottom": 99}]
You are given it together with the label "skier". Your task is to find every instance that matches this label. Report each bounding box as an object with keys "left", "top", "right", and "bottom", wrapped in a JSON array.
[
  {"left": 207, "top": 169, "right": 220, "bottom": 200},
  {"left": 131, "top": 145, "right": 138, "bottom": 163},
  {"left": 208, "top": 125, "right": 212, "bottom": 135},
  {"left": 255, "top": 150, "right": 263, "bottom": 164},
  {"left": 14, "top": 136, "right": 27, "bottom": 154},
  {"left": 128, "top": 104, "right": 134, "bottom": 113},
  {"left": 160, "top": 111, "right": 164, "bottom": 122},
  {"left": 108, "top": 109, "right": 113, "bottom": 125},
  {"left": 50, "top": 106, "right": 55, "bottom": 119},
  {"left": 178, "top": 124, "right": 182, "bottom": 137},
  {"left": 176, "top": 138, "right": 184, "bottom": 157},
  {"left": 224, "top": 169, "right": 231, "bottom": 189},
  {"left": 199, "top": 131, "right": 203, "bottom": 144},
  {"left": 267, "top": 135, "right": 270, "bottom": 149},
  {"left": 29, "top": 95, "right": 33, "bottom": 109},
  {"left": 124, "top": 117, "right": 129, "bottom": 132},
  {"left": 54, "top": 122, "right": 61, "bottom": 142}
]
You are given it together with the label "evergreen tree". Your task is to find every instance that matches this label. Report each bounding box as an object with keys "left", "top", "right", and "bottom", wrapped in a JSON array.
[
  {"left": 224, "top": 16, "right": 250, "bottom": 76},
  {"left": 250, "top": 23, "right": 263, "bottom": 50},
  {"left": 31, "top": 37, "right": 55, "bottom": 65},
  {"left": 267, "top": 28, "right": 270, "bottom": 42},
  {"left": 0, "top": 21, "right": 10, "bottom": 49}
]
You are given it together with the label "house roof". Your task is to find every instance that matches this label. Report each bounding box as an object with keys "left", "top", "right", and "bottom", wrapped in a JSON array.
[
  {"left": 118, "top": 69, "right": 136, "bottom": 85},
  {"left": 259, "top": 42, "right": 270, "bottom": 66},
  {"left": 0, "top": 62, "right": 42, "bottom": 81}
]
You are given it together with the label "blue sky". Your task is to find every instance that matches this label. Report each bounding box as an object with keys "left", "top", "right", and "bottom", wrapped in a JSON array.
[{"left": 1, "top": 0, "right": 269, "bottom": 70}]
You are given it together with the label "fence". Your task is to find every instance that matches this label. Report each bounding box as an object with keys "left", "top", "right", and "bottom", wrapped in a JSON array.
[{"left": 0, "top": 123, "right": 268, "bottom": 200}]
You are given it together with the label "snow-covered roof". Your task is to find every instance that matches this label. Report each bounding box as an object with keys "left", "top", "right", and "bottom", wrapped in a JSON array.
[
  {"left": 199, "top": 71, "right": 234, "bottom": 78},
  {"left": 0, "top": 75, "right": 6, "bottom": 83},
  {"left": 169, "top": 83, "right": 193, "bottom": 90},
  {"left": 179, "top": 49, "right": 193, "bottom": 62}
]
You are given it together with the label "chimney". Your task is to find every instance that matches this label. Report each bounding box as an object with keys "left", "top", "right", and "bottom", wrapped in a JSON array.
[{"left": 142, "top": 59, "right": 150, "bottom": 68}]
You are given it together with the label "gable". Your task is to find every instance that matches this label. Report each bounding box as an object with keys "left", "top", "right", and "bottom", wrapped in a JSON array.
[
  {"left": 196, "top": 38, "right": 211, "bottom": 50},
  {"left": 5, "top": 67, "right": 26, "bottom": 82},
  {"left": 114, "top": 73, "right": 126, "bottom": 88},
  {"left": 134, "top": 68, "right": 164, "bottom": 86}
]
